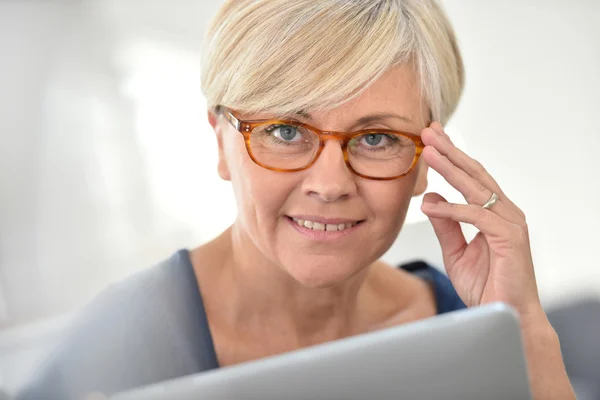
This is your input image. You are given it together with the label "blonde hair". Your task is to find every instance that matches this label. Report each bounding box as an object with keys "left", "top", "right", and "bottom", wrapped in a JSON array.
[{"left": 201, "top": 0, "right": 464, "bottom": 125}]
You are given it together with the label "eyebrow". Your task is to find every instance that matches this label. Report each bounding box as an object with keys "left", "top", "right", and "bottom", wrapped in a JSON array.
[
  {"left": 355, "top": 113, "right": 413, "bottom": 125},
  {"left": 292, "top": 110, "right": 413, "bottom": 126}
]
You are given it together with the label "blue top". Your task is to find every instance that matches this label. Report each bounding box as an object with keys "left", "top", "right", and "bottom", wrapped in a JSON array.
[{"left": 17, "top": 250, "right": 465, "bottom": 400}]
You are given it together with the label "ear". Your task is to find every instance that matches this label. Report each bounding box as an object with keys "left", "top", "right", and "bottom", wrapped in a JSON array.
[
  {"left": 208, "top": 110, "right": 231, "bottom": 181},
  {"left": 412, "top": 159, "right": 428, "bottom": 196}
]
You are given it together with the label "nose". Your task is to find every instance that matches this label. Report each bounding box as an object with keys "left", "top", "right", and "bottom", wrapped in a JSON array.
[{"left": 301, "top": 140, "right": 357, "bottom": 203}]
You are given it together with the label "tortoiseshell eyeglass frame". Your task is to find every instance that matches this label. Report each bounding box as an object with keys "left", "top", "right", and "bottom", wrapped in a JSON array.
[{"left": 217, "top": 106, "right": 425, "bottom": 181}]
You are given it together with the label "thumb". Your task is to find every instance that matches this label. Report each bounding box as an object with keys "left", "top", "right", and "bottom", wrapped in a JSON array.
[{"left": 421, "top": 192, "right": 467, "bottom": 272}]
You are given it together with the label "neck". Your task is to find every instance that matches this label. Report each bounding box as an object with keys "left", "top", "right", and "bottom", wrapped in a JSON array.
[{"left": 213, "top": 223, "right": 374, "bottom": 346}]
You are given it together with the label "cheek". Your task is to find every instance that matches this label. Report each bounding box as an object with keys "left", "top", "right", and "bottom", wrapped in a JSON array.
[
  {"left": 227, "top": 145, "right": 298, "bottom": 230},
  {"left": 363, "top": 174, "right": 417, "bottom": 226}
]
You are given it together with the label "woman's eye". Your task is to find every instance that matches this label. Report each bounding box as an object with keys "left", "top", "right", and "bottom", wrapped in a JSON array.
[
  {"left": 361, "top": 134, "right": 387, "bottom": 147},
  {"left": 267, "top": 125, "right": 301, "bottom": 141}
]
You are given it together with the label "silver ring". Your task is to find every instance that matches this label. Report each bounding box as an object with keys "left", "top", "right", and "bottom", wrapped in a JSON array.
[{"left": 482, "top": 192, "right": 499, "bottom": 210}]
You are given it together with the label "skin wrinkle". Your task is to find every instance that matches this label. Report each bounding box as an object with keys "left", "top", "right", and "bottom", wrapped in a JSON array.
[
  {"left": 194, "top": 63, "right": 432, "bottom": 366},
  {"left": 195, "top": 3, "right": 574, "bottom": 399}
]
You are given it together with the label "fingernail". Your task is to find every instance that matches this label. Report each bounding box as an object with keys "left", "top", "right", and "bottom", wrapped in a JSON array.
[{"left": 430, "top": 126, "right": 442, "bottom": 136}]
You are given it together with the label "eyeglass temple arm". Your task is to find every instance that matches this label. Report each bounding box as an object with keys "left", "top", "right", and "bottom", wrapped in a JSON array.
[{"left": 222, "top": 109, "right": 241, "bottom": 131}]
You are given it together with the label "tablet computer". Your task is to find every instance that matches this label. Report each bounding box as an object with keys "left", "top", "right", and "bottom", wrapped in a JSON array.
[{"left": 112, "top": 302, "right": 531, "bottom": 400}]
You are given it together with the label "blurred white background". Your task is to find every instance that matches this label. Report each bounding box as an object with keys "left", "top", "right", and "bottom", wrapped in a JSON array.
[{"left": 0, "top": 0, "right": 599, "bottom": 395}]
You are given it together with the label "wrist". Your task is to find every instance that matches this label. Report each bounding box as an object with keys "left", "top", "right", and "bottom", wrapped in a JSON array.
[
  {"left": 517, "top": 304, "right": 561, "bottom": 353},
  {"left": 516, "top": 305, "right": 575, "bottom": 400},
  {"left": 520, "top": 313, "right": 559, "bottom": 351},
  {"left": 515, "top": 302, "right": 550, "bottom": 332}
]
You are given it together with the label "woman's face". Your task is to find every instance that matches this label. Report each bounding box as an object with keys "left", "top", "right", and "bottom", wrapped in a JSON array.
[{"left": 210, "top": 64, "right": 429, "bottom": 287}]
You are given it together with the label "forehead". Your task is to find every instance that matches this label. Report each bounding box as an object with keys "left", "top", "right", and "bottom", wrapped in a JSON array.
[
  {"left": 337, "top": 64, "right": 426, "bottom": 124},
  {"left": 246, "top": 63, "right": 427, "bottom": 129},
  {"left": 356, "top": 64, "right": 421, "bottom": 107}
]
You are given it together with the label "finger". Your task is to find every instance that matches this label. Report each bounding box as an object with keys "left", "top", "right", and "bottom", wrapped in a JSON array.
[
  {"left": 428, "top": 122, "right": 502, "bottom": 191},
  {"left": 428, "top": 122, "right": 525, "bottom": 218},
  {"left": 422, "top": 145, "right": 522, "bottom": 224},
  {"left": 422, "top": 192, "right": 467, "bottom": 266},
  {"left": 424, "top": 124, "right": 525, "bottom": 220},
  {"left": 421, "top": 198, "right": 515, "bottom": 238}
]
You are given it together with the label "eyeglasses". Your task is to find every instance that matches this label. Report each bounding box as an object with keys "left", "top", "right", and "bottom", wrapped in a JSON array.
[{"left": 219, "top": 106, "right": 425, "bottom": 181}]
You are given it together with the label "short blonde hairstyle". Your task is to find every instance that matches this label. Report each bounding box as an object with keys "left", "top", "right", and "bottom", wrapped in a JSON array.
[{"left": 201, "top": 0, "right": 464, "bottom": 125}]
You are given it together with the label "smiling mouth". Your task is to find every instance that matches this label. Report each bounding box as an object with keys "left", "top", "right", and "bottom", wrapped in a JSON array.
[{"left": 288, "top": 217, "right": 364, "bottom": 232}]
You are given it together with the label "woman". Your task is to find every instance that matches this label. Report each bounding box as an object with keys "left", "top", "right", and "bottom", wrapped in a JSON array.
[{"left": 18, "top": 1, "right": 574, "bottom": 399}]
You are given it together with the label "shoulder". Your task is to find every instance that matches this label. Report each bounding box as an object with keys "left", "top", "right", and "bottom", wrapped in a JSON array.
[
  {"left": 17, "top": 250, "right": 212, "bottom": 400},
  {"left": 399, "top": 260, "right": 467, "bottom": 314}
]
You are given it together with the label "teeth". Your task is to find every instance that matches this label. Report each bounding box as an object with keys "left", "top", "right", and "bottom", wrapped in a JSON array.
[
  {"left": 313, "top": 222, "right": 325, "bottom": 231},
  {"left": 292, "top": 218, "right": 357, "bottom": 232}
]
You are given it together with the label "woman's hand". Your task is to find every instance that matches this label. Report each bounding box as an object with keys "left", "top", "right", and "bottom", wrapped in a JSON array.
[
  {"left": 420, "top": 122, "right": 575, "bottom": 400},
  {"left": 420, "top": 122, "right": 542, "bottom": 319}
]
